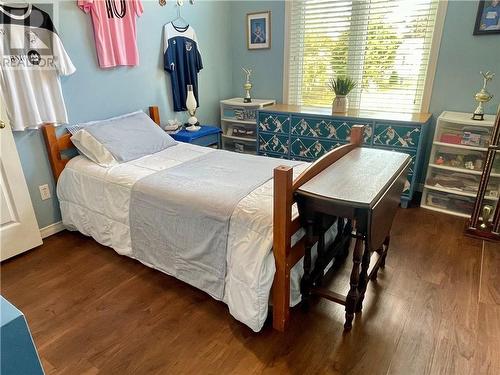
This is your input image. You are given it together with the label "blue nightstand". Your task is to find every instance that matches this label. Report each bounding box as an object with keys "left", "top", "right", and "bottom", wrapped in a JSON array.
[{"left": 171, "top": 126, "right": 222, "bottom": 148}]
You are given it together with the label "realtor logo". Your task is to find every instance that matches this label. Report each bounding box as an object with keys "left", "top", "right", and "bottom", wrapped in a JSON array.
[{"left": 27, "top": 50, "right": 41, "bottom": 65}]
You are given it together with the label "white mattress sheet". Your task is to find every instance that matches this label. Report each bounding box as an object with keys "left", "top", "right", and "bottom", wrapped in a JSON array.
[{"left": 57, "top": 143, "right": 309, "bottom": 332}]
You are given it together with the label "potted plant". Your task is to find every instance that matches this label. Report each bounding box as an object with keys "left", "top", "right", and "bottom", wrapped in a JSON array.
[{"left": 328, "top": 76, "right": 357, "bottom": 114}]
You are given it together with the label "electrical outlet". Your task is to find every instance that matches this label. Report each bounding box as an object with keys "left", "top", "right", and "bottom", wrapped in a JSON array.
[{"left": 39, "top": 184, "right": 51, "bottom": 200}]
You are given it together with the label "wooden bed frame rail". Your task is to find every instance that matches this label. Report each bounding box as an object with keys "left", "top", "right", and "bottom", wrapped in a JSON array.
[
  {"left": 41, "top": 106, "right": 364, "bottom": 332},
  {"left": 271, "top": 126, "right": 364, "bottom": 331}
]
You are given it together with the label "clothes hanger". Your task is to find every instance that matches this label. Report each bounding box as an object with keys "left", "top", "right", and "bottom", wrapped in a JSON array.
[
  {"left": 171, "top": 4, "right": 189, "bottom": 28},
  {"left": 0, "top": 1, "right": 31, "bottom": 17},
  {"left": 0, "top": 1, "right": 30, "bottom": 8}
]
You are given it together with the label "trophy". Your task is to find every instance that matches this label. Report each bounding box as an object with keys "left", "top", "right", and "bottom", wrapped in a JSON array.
[
  {"left": 242, "top": 67, "right": 253, "bottom": 103},
  {"left": 472, "top": 71, "right": 495, "bottom": 121},
  {"left": 480, "top": 205, "right": 493, "bottom": 230}
]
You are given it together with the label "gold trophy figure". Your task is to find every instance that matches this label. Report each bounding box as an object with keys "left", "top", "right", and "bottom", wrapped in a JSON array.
[
  {"left": 242, "top": 67, "right": 253, "bottom": 103},
  {"left": 472, "top": 71, "right": 495, "bottom": 121},
  {"left": 480, "top": 205, "right": 493, "bottom": 230}
]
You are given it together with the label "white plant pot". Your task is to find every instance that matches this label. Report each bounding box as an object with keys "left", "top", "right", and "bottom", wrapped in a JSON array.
[{"left": 332, "top": 95, "right": 348, "bottom": 114}]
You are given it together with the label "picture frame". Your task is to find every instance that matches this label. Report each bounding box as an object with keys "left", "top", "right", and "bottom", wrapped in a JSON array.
[
  {"left": 473, "top": 0, "right": 500, "bottom": 35},
  {"left": 247, "top": 11, "right": 271, "bottom": 50}
]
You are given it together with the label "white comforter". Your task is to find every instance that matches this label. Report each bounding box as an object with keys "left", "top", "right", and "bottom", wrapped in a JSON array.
[{"left": 58, "top": 143, "right": 309, "bottom": 332}]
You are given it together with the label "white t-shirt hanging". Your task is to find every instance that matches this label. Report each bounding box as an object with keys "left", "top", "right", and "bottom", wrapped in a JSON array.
[{"left": 0, "top": 4, "right": 75, "bottom": 131}]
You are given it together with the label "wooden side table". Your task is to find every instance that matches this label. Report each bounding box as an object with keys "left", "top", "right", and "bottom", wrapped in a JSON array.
[
  {"left": 295, "top": 148, "right": 411, "bottom": 329},
  {"left": 170, "top": 126, "right": 222, "bottom": 148}
]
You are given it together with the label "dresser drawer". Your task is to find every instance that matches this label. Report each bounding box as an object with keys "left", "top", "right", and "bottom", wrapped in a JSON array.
[
  {"left": 258, "top": 132, "right": 290, "bottom": 156},
  {"left": 223, "top": 106, "right": 257, "bottom": 121},
  {"left": 290, "top": 116, "right": 373, "bottom": 144},
  {"left": 258, "top": 113, "right": 290, "bottom": 134},
  {"left": 373, "top": 123, "right": 421, "bottom": 149},
  {"left": 290, "top": 136, "right": 345, "bottom": 159}
]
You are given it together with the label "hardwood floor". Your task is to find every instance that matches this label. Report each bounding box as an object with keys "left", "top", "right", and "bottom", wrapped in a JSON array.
[{"left": 1, "top": 208, "right": 499, "bottom": 374}]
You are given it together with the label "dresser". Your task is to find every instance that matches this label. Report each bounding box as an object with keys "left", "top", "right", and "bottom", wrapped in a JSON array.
[{"left": 257, "top": 104, "right": 432, "bottom": 207}]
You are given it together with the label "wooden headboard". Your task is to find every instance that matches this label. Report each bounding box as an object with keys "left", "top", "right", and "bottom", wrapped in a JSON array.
[{"left": 42, "top": 106, "right": 162, "bottom": 182}]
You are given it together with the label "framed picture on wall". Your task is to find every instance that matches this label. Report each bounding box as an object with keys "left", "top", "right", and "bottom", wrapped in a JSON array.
[
  {"left": 247, "top": 11, "right": 271, "bottom": 50},
  {"left": 473, "top": 0, "right": 500, "bottom": 35}
]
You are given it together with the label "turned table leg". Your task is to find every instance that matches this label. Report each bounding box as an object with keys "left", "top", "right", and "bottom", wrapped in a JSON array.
[
  {"left": 356, "top": 240, "right": 371, "bottom": 312},
  {"left": 380, "top": 235, "right": 390, "bottom": 268},
  {"left": 344, "top": 235, "right": 363, "bottom": 330},
  {"left": 300, "top": 219, "right": 314, "bottom": 310}
]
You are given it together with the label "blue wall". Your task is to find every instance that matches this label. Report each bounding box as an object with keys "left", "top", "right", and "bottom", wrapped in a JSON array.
[
  {"left": 12, "top": 0, "right": 500, "bottom": 229},
  {"left": 13, "top": 0, "right": 233, "bottom": 228},
  {"left": 230, "top": 1, "right": 285, "bottom": 102}
]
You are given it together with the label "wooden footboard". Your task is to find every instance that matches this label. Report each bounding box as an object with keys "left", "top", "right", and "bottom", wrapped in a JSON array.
[{"left": 271, "top": 125, "right": 364, "bottom": 331}]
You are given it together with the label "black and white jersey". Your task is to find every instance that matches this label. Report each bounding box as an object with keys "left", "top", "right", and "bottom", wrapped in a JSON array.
[{"left": 0, "top": 4, "right": 75, "bottom": 130}]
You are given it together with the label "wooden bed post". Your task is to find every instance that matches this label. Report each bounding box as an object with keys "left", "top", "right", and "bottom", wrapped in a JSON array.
[
  {"left": 149, "top": 106, "right": 161, "bottom": 126},
  {"left": 42, "top": 123, "right": 70, "bottom": 182},
  {"left": 273, "top": 165, "right": 294, "bottom": 332}
]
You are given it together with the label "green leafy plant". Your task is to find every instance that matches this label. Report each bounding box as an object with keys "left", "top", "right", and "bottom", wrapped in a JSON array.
[{"left": 328, "top": 76, "right": 357, "bottom": 96}]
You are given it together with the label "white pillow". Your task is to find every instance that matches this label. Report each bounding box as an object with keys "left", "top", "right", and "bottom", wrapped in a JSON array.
[
  {"left": 71, "top": 129, "right": 118, "bottom": 167},
  {"left": 68, "top": 110, "right": 177, "bottom": 167},
  {"left": 68, "top": 110, "right": 144, "bottom": 167}
]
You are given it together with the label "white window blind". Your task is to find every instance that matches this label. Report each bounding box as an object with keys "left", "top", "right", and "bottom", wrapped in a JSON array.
[{"left": 286, "top": 0, "right": 440, "bottom": 113}]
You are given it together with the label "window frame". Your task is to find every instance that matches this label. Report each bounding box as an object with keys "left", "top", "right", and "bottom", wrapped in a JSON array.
[{"left": 282, "top": 0, "right": 449, "bottom": 113}]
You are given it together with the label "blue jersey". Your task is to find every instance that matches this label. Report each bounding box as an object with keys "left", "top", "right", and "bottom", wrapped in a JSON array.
[{"left": 163, "top": 22, "right": 203, "bottom": 112}]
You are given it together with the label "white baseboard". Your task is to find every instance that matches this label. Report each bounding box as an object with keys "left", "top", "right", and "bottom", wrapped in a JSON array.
[{"left": 40, "top": 221, "right": 65, "bottom": 239}]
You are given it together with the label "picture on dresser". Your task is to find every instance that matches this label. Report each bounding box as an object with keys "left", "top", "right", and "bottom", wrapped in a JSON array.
[{"left": 474, "top": 0, "right": 500, "bottom": 34}]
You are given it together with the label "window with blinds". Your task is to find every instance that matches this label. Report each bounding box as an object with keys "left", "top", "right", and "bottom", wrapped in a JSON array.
[{"left": 286, "top": 0, "right": 440, "bottom": 113}]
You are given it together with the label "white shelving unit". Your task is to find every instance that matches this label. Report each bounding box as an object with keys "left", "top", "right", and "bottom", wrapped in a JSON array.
[
  {"left": 220, "top": 98, "right": 275, "bottom": 154},
  {"left": 421, "top": 111, "right": 499, "bottom": 218}
]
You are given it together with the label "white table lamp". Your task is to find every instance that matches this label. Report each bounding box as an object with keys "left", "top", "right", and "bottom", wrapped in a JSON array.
[{"left": 186, "top": 85, "right": 200, "bottom": 131}]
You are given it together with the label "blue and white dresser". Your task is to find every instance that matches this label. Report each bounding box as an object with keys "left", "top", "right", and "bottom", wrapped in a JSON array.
[{"left": 257, "top": 105, "right": 431, "bottom": 208}]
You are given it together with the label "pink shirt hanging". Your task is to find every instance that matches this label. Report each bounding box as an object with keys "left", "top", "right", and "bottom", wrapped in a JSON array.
[{"left": 78, "top": 0, "right": 143, "bottom": 68}]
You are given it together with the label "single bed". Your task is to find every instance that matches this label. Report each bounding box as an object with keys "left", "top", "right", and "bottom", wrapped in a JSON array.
[{"left": 43, "top": 106, "right": 365, "bottom": 332}]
